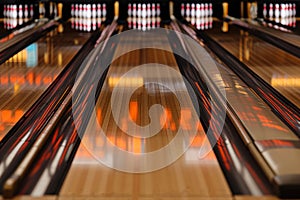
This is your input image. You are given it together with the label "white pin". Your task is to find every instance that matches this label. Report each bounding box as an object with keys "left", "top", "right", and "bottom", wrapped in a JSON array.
[
  {"left": 181, "top": 3, "right": 185, "bottom": 17},
  {"left": 269, "top": 3, "right": 274, "bottom": 18},
  {"left": 79, "top": 4, "right": 83, "bottom": 18},
  {"left": 263, "top": 3, "right": 267, "bottom": 18},
  {"left": 151, "top": 3, "right": 155, "bottom": 17},
  {"left": 71, "top": 4, "right": 74, "bottom": 17},
  {"left": 186, "top": 3, "right": 190, "bottom": 19},
  {"left": 23, "top": 4, "right": 28, "bottom": 18},
  {"left": 288, "top": 3, "right": 292, "bottom": 17},
  {"left": 87, "top": 4, "right": 92, "bottom": 18},
  {"left": 92, "top": 4, "right": 96, "bottom": 18},
  {"left": 200, "top": 4, "right": 204, "bottom": 17},
  {"left": 133, "top": 4, "right": 137, "bottom": 17},
  {"left": 75, "top": 4, "right": 78, "bottom": 17},
  {"left": 142, "top": 4, "right": 146, "bottom": 18},
  {"left": 275, "top": 4, "right": 280, "bottom": 18},
  {"left": 157, "top": 3, "right": 160, "bottom": 16},
  {"left": 13, "top": 5, "right": 17, "bottom": 18},
  {"left": 147, "top": 3, "right": 151, "bottom": 17},
  {"left": 102, "top": 4, "right": 107, "bottom": 17},
  {"left": 30, "top": 4, "right": 33, "bottom": 17},
  {"left": 196, "top": 4, "right": 200, "bottom": 18},
  {"left": 6, "top": 5, "right": 9, "bottom": 18},
  {"left": 128, "top": 3, "right": 132, "bottom": 17},
  {"left": 191, "top": 3, "right": 195, "bottom": 17},
  {"left": 19, "top": 4, "right": 23, "bottom": 18},
  {"left": 137, "top": 3, "right": 141, "bottom": 18},
  {"left": 83, "top": 4, "right": 87, "bottom": 18},
  {"left": 97, "top": 4, "right": 101, "bottom": 18},
  {"left": 209, "top": 3, "right": 213, "bottom": 16},
  {"left": 205, "top": 3, "right": 209, "bottom": 17},
  {"left": 293, "top": 3, "right": 296, "bottom": 16},
  {"left": 3, "top": 5, "right": 7, "bottom": 17},
  {"left": 281, "top": 4, "right": 285, "bottom": 18}
]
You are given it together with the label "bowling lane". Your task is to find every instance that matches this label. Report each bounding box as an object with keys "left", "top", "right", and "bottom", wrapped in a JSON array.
[
  {"left": 205, "top": 20, "right": 300, "bottom": 108},
  {"left": 242, "top": 18, "right": 300, "bottom": 48},
  {"left": 60, "top": 31, "right": 232, "bottom": 198},
  {"left": 0, "top": 21, "right": 93, "bottom": 141}
]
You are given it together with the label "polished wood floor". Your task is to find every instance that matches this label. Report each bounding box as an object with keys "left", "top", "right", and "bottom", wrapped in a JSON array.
[
  {"left": 0, "top": 22, "right": 92, "bottom": 141},
  {"left": 59, "top": 30, "right": 231, "bottom": 199},
  {"left": 205, "top": 22, "right": 300, "bottom": 108}
]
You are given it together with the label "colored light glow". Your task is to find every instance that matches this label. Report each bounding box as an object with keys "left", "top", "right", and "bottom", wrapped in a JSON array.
[
  {"left": 108, "top": 77, "right": 144, "bottom": 88},
  {"left": 271, "top": 77, "right": 300, "bottom": 87}
]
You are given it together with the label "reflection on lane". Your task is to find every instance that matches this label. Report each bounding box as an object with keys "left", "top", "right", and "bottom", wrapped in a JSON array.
[
  {"left": 205, "top": 21, "right": 300, "bottom": 108},
  {"left": 0, "top": 21, "right": 93, "bottom": 141},
  {"left": 60, "top": 30, "right": 231, "bottom": 198}
]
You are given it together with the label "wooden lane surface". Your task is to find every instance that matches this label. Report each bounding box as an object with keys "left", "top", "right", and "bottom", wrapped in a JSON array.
[
  {"left": 0, "top": 23, "right": 92, "bottom": 141},
  {"left": 59, "top": 31, "right": 231, "bottom": 198},
  {"left": 0, "top": 195, "right": 282, "bottom": 199},
  {"left": 205, "top": 22, "right": 300, "bottom": 108},
  {"left": 246, "top": 19, "right": 300, "bottom": 47}
]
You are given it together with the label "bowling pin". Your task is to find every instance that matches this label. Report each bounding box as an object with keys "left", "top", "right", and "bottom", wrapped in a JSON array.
[
  {"left": 263, "top": 3, "right": 267, "bottom": 18},
  {"left": 186, "top": 3, "right": 190, "bottom": 17},
  {"left": 209, "top": 3, "right": 213, "bottom": 16},
  {"left": 147, "top": 3, "right": 151, "bottom": 17},
  {"left": 71, "top": 4, "right": 74, "bottom": 17},
  {"left": 133, "top": 4, "right": 136, "bottom": 17},
  {"left": 87, "top": 4, "right": 91, "bottom": 18},
  {"left": 83, "top": 4, "right": 87, "bottom": 18},
  {"left": 205, "top": 3, "right": 209, "bottom": 17},
  {"left": 3, "top": 5, "right": 7, "bottom": 17},
  {"left": 275, "top": 4, "right": 280, "bottom": 18},
  {"left": 92, "top": 4, "right": 96, "bottom": 18},
  {"left": 128, "top": 3, "right": 132, "bottom": 17},
  {"left": 151, "top": 3, "right": 155, "bottom": 17},
  {"left": 142, "top": 4, "right": 146, "bottom": 18},
  {"left": 102, "top": 4, "right": 107, "bottom": 17},
  {"left": 280, "top": 4, "right": 285, "bottom": 18},
  {"left": 181, "top": 3, "right": 185, "bottom": 17},
  {"left": 200, "top": 4, "right": 204, "bottom": 17},
  {"left": 79, "top": 4, "right": 83, "bottom": 18},
  {"left": 288, "top": 3, "right": 292, "bottom": 17},
  {"left": 196, "top": 4, "right": 200, "bottom": 18},
  {"left": 191, "top": 3, "right": 195, "bottom": 18},
  {"left": 97, "top": 4, "right": 101, "bottom": 18},
  {"left": 269, "top": 3, "right": 274, "bottom": 19},
  {"left": 14, "top": 5, "right": 18, "bottom": 18},
  {"left": 137, "top": 3, "right": 141, "bottom": 18},
  {"left": 30, "top": 4, "right": 33, "bottom": 17},
  {"left": 157, "top": 3, "right": 160, "bottom": 16},
  {"left": 75, "top": 4, "right": 78, "bottom": 17},
  {"left": 293, "top": 3, "right": 296, "bottom": 16}
]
